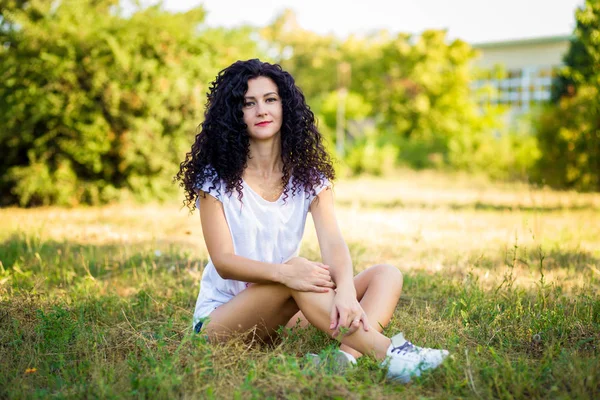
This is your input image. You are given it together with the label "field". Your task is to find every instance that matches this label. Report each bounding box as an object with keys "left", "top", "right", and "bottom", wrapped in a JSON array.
[{"left": 1, "top": 171, "right": 599, "bottom": 399}]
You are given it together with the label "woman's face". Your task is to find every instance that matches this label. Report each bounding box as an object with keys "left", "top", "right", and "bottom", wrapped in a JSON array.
[{"left": 242, "top": 76, "right": 283, "bottom": 141}]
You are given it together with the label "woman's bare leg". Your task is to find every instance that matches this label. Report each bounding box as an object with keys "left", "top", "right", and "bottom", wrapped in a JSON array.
[
  {"left": 203, "top": 283, "right": 299, "bottom": 344},
  {"left": 340, "top": 264, "right": 403, "bottom": 358},
  {"left": 290, "top": 287, "right": 392, "bottom": 359},
  {"left": 286, "top": 264, "right": 404, "bottom": 359},
  {"left": 204, "top": 282, "right": 392, "bottom": 360}
]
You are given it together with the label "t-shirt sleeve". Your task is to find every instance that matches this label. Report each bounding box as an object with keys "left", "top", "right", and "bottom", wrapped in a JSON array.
[
  {"left": 308, "top": 175, "right": 332, "bottom": 205},
  {"left": 194, "top": 167, "right": 223, "bottom": 209}
]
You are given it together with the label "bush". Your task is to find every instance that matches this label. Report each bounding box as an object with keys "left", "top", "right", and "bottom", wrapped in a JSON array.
[
  {"left": 264, "top": 16, "right": 501, "bottom": 175},
  {"left": 344, "top": 136, "right": 399, "bottom": 176},
  {"left": 535, "top": 0, "right": 600, "bottom": 191},
  {"left": 0, "top": 0, "right": 259, "bottom": 206},
  {"left": 448, "top": 112, "right": 541, "bottom": 181},
  {"left": 536, "top": 87, "right": 600, "bottom": 191}
]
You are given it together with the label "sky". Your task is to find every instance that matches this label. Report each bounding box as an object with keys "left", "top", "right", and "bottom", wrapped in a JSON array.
[{"left": 142, "top": 0, "right": 584, "bottom": 44}]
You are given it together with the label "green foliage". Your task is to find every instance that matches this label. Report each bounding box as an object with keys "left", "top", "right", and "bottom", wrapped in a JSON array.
[
  {"left": 536, "top": 0, "right": 600, "bottom": 191},
  {"left": 263, "top": 11, "right": 502, "bottom": 175},
  {"left": 317, "top": 90, "right": 373, "bottom": 131},
  {"left": 363, "top": 31, "right": 482, "bottom": 147},
  {"left": 0, "top": 0, "right": 259, "bottom": 206},
  {"left": 536, "top": 87, "right": 600, "bottom": 190},
  {"left": 551, "top": 0, "right": 599, "bottom": 102},
  {"left": 448, "top": 111, "right": 541, "bottom": 181},
  {"left": 2, "top": 3, "right": 596, "bottom": 206},
  {"left": 260, "top": 10, "right": 340, "bottom": 99},
  {"left": 314, "top": 90, "right": 399, "bottom": 175},
  {"left": 345, "top": 136, "right": 399, "bottom": 176}
]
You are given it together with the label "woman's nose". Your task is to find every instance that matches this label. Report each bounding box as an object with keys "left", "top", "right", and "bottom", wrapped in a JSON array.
[{"left": 255, "top": 101, "right": 267, "bottom": 116}]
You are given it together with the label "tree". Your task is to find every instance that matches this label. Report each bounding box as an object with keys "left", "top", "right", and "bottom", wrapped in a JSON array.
[
  {"left": 0, "top": 0, "right": 259, "bottom": 205},
  {"left": 262, "top": 12, "right": 497, "bottom": 172},
  {"left": 536, "top": 0, "right": 600, "bottom": 191},
  {"left": 551, "top": 0, "right": 599, "bottom": 102}
]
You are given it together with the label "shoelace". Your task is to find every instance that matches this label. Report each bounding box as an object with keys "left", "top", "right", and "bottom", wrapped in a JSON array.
[{"left": 391, "top": 341, "right": 416, "bottom": 355}]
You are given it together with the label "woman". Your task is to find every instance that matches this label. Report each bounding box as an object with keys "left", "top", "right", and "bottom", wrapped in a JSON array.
[{"left": 176, "top": 59, "right": 448, "bottom": 383}]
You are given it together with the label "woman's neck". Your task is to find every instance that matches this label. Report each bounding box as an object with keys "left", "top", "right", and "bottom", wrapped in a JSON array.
[{"left": 246, "top": 137, "right": 283, "bottom": 178}]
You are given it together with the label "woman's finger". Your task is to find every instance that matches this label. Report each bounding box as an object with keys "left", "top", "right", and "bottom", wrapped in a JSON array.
[
  {"left": 318, "top": 266, "right": 331, "bottom": 276},
  {"left": 318, "top": 280, "right": 335, "bottom": 288},
  {"left": 329, "top": 305, "right": 338, "bottom": 330},
  {"left": 361, "top": 312, "right": 370, "bottom": 331},
  {"left": 345, "top": 318, "right": 361, "bottom": 335},
  {"left": 338, "top": 310, "right": 349, "bottom": 332},
  {"left": 310, "top": 285, "right": 330, "bottom": 293}
]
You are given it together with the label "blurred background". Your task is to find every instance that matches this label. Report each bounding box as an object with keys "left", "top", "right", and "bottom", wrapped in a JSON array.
[{"left": 0, "top": 0, "right": 597, "bottom": 207}]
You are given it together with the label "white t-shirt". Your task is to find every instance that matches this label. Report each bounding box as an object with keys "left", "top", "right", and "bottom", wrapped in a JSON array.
[{"left": 193, "top": 169, "right": 331, "bottom": 326}]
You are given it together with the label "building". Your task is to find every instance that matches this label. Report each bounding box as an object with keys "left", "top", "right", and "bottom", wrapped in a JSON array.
[{"left": 471, "top": 35, "right": 573, "bottom": 112}]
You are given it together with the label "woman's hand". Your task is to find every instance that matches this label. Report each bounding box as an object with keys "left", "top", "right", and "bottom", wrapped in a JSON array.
[
  {"left": 329, "top": 288, "right": 370, "bottom": 338},
  {"left": 278, "top": 257, "right": 336, "bottom": 293}
]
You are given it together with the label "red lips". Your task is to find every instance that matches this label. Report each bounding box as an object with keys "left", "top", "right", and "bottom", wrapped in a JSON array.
[{"left": 255, "top": 121, "right": 271, "bottom": 127}]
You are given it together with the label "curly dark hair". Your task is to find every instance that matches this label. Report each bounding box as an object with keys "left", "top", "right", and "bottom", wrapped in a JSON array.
[{"left": 176, "top": 59, "right": 335, "bottom": 210}]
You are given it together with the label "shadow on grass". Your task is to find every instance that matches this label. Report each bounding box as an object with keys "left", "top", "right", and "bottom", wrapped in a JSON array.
[
  {"left": 532, "top": 246, "right": 600, "bottom": 271},
  {"left": 0, "top": 233, "right": 207, "bottom": 288},
  {"left": 494, "top": 244, "right": 600, "bottom": 272},
  {"left": 337, "top": 199, "right": 598, "bottom": 212},
  {"left": 445, "top": 244, "right": 600, "bottom": 273}
]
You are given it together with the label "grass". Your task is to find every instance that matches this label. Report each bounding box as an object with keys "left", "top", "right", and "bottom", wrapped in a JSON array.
[{"left": 1, "top": 171, "right": 599, "bottom": 399}]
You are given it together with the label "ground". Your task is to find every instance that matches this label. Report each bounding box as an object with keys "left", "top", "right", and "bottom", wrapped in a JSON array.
[{"left": 1, "top": 170, "right": 598, "bottom": 398}]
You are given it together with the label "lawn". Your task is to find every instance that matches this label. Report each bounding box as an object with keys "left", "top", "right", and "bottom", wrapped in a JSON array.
[{"left": 1, "top": 171, "right": 599, "bottom": 399}]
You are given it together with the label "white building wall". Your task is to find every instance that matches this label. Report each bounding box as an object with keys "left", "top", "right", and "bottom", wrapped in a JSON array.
[{"left": 473, "top": 40, "right": 570, "bottom": 70}]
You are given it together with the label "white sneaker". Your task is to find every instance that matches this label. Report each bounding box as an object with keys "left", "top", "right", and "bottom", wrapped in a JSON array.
[
  {"left": 306, "top": 349, "right": 357, "bottom": 373},
  {"left": 383, "top": 332, "right": 449, "bottom": 383}
]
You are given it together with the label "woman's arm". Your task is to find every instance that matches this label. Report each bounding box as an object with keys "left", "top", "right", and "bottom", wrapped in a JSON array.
[
  {"left": 310, "top": 187, "right": 370, "bottom": 336},
  {"left": 199, "top": 191, "right": 334, "bottom": 292},
  {"left": 310, "top": 187, "right": 355, "bottom": 292}
]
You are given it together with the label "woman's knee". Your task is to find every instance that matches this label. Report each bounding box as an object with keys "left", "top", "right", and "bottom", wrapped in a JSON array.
[{"left": 371, "top": 264, "right": 404, "bottom": 289}]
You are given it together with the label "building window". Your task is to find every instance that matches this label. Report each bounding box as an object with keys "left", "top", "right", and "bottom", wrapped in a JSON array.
[{"left": 473, "top": 65, "right": 560, "bottom": 112}]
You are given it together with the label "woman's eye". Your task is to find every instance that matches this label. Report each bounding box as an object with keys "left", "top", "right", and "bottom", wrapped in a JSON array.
[
  {"left": 243, "top": 101, "right": 255, "bottom": 107},
  {"left": 266, "top": 97, "right": 277, "bottom": 103}
]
